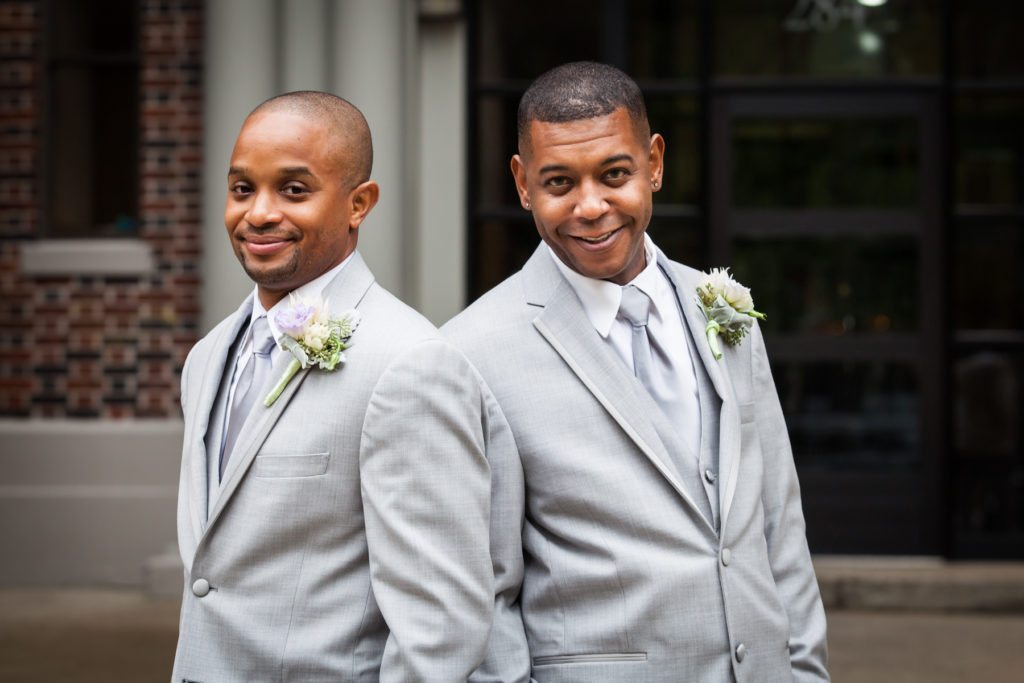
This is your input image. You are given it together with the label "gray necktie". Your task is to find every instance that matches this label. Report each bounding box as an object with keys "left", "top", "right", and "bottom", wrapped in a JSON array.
[
  {"left": 220, "top": 316, "right": 275, "bottom": 479},
  {"left": 619, "top": 285, "right": 676, "bottom": 417}
]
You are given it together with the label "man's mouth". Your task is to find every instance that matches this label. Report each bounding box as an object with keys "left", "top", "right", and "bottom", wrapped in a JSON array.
[
  {"left": 572, "top": 227, "right": 622, "bottom": 246},
  {"left": 242, "top": 234, "right": 294, "bottom": 256}
]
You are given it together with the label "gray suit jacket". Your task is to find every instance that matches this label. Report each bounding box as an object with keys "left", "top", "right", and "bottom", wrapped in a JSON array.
[
  {"left": 444, "top": 245, "right": 829, "bottom": 683},
  {"left": 173, "top": 253, "right": 493, "bottom": 682}
]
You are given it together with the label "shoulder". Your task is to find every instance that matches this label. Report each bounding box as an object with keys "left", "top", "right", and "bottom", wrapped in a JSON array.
[
  {"left": 442, "top": 272, "right": 528, "bottom": 349},
  {"left": 184, "top": 309, "right": 242, "bottom": 367},
  {"left": 662, "top": 257, "right": 703, "bottom": 287},
  {"left": 355, "top": 281, "right": 442, "bottom": 352}
]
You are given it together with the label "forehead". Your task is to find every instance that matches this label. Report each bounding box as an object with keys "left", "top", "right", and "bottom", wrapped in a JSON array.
[
  {"left": 523, "top": 108, "right": 644, "bottom": 163},
  {"left": 231, "top": 111, "right": 338, "bottom": 171}
]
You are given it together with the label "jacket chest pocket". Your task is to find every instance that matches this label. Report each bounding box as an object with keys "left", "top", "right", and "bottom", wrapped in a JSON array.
[{"left": 252, "top": 452, "right": 330, "bottom": 478}]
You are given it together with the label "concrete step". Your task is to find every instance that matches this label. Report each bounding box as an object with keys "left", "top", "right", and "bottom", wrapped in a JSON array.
[{"left": 815, "top": 556, "right": 1024, "bottom": 613}]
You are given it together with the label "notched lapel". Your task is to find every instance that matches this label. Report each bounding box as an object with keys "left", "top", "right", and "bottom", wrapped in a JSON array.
[
  {"left": 184, "top": 298, "right": 252, "bottom": 543},
  {"left": 206, "top": 354, "right": 314, "bottom": 527},
  {"left": 527, "top": 253, "right": 716, "bottom": 536},
  {"left": 658, "top": 254, "right": 745, "bottom": 531},
  {"left": 202, "top": 253, "right": 377, "bottom": 535}
]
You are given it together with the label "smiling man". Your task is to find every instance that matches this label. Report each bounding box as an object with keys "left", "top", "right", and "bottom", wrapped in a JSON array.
[
  {"left": 446, "top": 62, "right": 829, "bottom": 681},
  {"left": 172, "top": 91, "right": 492, "bottom": 682}
]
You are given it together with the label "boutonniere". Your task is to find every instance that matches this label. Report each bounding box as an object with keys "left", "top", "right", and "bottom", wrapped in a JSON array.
[
  {"left": 696, "top": 268, "right": 766, "bottom": 360},
  {"left": 263, "top": 295, "right": 361, "bottom": 407}
]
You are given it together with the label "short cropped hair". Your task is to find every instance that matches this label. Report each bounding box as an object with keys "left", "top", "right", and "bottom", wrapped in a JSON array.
[
  {"left": 250, "top": 91, "right": 373, "bottom": 184},
  {"left": 517, "top": 61, "right": 650, "bottom": 150}
]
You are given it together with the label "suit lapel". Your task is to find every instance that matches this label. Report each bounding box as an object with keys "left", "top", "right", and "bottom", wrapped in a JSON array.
[
  {"left": 524, "top": 247, "right": 716, "bottom": 535},
  {"left": 658, "top": 253, "right": 743, "bottom": 530},
  {"left": 204, "top": 253, "right": 377, "bottom": 534},
  {"left": 182, "top": 297, "right": 252, "bottom": 544}
]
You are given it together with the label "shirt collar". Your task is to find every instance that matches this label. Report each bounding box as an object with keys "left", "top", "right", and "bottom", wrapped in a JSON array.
[
  {"left": 248, "top": 251, "right": 356, "bottom": 346},
  {"left": 547, "top": 235, "right": 664, "bottom": 338}
]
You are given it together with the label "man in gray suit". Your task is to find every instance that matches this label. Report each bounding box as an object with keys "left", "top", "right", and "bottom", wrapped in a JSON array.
[
  {"left": 447, "top": 62, "right": 829, "bottom": 681},
  {"left": 173, "top": 92, "right": 492, "bottom": 682}
]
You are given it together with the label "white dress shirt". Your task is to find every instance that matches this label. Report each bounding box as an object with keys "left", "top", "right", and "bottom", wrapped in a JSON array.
[{"left": 548, "top": 236, "right": 702, "bottom": 460}]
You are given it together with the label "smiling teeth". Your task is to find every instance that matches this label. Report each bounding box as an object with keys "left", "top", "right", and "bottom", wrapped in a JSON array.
[{"left": 579, "top": 230, "right": 616, "bottom": 243}]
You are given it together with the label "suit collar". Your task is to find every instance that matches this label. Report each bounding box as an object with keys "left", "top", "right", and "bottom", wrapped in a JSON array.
[
  {"left": 526, "top": 244, "right": 716, "bottom": 535},
  {"left": 198, "top": 253, "right": 376, "bottom": 537}
]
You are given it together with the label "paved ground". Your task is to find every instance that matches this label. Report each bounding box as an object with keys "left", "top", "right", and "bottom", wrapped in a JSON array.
[{"left": 2, "top": 589, "right": 1024, "bottom": 682}]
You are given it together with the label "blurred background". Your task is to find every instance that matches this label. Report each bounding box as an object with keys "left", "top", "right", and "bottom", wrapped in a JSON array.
[{"left": 1, "top": 0, "right": 1022, "bottom": 680}]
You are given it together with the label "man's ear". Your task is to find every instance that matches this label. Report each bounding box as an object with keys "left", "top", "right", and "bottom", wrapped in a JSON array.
[
  {"left": 649, "top": 133, "right": 665, "bottom": 191},
  {"left": 348, "top": 180, "right": 380, "bottom": 229},
  {"left": 510, "top": 155, "right": 531, "bottom": 210}
]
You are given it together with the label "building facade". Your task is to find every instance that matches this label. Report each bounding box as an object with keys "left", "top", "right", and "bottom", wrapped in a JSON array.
[{"left": 0, "top": 0, "right": 1020, "bottom": 587}]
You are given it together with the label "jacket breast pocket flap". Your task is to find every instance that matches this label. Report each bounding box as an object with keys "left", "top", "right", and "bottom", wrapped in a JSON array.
[{"left": 252, "top": 452, "right": 330, "bottom": 478}]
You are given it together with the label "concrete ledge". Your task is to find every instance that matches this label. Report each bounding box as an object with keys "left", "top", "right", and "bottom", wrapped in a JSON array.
[
  {"left": 19, "top": 239, "right": 155, "bottom": 276},
  {"left": 142, "top": 551, "right": 184, "bottom": 599},
  {"left": 815, "top": 556, "right": 1024, "bottom": 613},
  {"left": 0, "top": 420, "right": 183, "bottom": 587}
]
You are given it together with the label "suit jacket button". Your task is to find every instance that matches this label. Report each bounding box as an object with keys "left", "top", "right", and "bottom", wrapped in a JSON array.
[
  {"left": 735, "top": 643, "right": 747, "bottom": 662},
  {"left": 704, "top": 468, "right": 717, "bottom": 484},
  {"left": 192, "top": 578, "right": 210, "bottom": 597},
  {"left": 721, "top": 548, "right": 732, "bottom": 566}
]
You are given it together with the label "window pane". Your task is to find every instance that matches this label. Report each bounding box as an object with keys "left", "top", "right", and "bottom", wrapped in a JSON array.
[
  {"left": 647, "top": 95, "right": 700, "bottom": 206},
  {"left": 775, "top": 360, "right": 919, "bottom": 468},
  {"left": 956, "top": 0, "right": 1024, "bottom": 79},
  {"left": 733, "top": 117, "right": 919, "bottom": 208},
  {"left": 951, "top": 349, "right": 1024, "bottom": 550},
  {"left": 476, "top": 96, "right": 520, "bottom": 208},
  {"left": 471, "top": 219, "right": 538, "bottom": 299},
  {"left": 956, "top": 94, "right": 1024, "bottom": 208},
  {"left": 733, "top": 237, "right": 918, "bottom": 334},
  {"left": 953, "top": 221, "right": 1024, "bottom": 330},
  {"left": 50, "top": 0, "right": 138, "bottom": 57},
  {"left": 476, "top": 1, "right": 601, "bottom": 83},
  {"left": 646, "top": 218, "right": 702, "bottom": 268},
  {"left": 954, "top": 349, "right": 1022, "bottom": 457},
  {"left": 715, "top": 0, "right": 940, "bottom": 78},
  {"left": 50, "top": 64, "right": 139, "bottom": 237},
  {"left": 627, "top": 0, "right": 698, "bottom": 80}
]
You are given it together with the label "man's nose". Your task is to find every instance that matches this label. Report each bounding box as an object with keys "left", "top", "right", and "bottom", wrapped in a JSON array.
[
  {"left": 246, "top": 191, "right": 282, "bottom": 226},
  {"left": 573, "top": 180, "right": 609, "bottom": 221}
]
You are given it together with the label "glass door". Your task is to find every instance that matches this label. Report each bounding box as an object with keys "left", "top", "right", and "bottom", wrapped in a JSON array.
[{"left": 711, "top": 93, "right": 943, "bottom": 554}]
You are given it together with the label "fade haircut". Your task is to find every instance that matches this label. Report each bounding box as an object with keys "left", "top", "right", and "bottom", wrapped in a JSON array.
[
  {"left": 249, "top": 90, "right": 373, "bottom": 185},
  {"left": 517, "top": 61, "right": 650, "bottom": 151}
]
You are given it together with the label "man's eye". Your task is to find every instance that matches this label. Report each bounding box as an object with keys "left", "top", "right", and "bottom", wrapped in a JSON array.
[
  {"left": 230, "top": 182, "right": 252, "bottom": 195},
  {"left": 544, "top": 176, "right": 571, "bottom": 188},
  {"left": 282, "top": 183, "right": 309, "bottom": 196},
  {"left": 605, "top": 168, "right": 629, "bottom": 181}
]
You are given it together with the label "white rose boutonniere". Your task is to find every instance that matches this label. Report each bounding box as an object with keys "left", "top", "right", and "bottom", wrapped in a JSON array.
[
  {"left": 696, "top": 268, "right": 766, "bottom": 360},
  {"left": 263, "top": 294, "right": 361, "bottom": 407}
]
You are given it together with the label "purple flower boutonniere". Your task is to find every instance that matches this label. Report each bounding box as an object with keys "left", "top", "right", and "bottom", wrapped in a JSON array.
[{"left": 263, "top": 295, "right": 360, "bottom": 407}]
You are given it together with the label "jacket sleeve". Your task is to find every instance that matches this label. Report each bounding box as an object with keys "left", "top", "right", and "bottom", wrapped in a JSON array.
[
  {"left": 360, "top": 339, "right": 494, "bottom": 682},
  {"left": 469, "top": 377, "right": 532, "bottom": 683},
  {"left": 750, "top": 323, "right": 830, "bottom": 682}
]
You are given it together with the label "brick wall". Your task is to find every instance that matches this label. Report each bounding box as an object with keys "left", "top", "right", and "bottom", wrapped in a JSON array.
[{"left": 0, "top": 0, "right": 202, "bottom": 418}]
